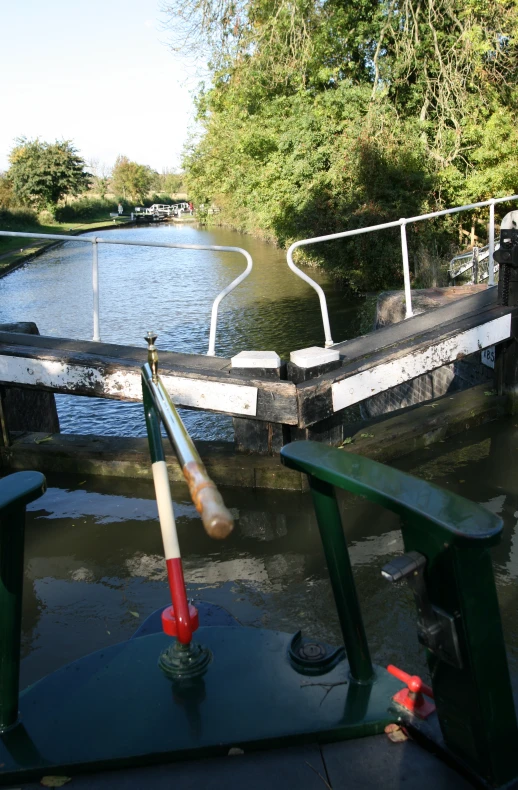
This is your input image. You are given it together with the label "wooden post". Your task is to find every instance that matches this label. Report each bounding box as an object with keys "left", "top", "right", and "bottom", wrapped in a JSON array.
[
  {"left": 496, "top": 258, "right": 518, "bottom": 412},
  {"left": 0, "top": 323, "right": 60, "bottom": 437},
  {"left": 472, "top": 247, "right": 479, "bottom": 284},
  {"left": 231, "top": 351, "right": 290, "bottom": 454},
  {"left": 471, "top": 222, "right": 476, "bottom": 247},
  {"left": 286, "top": 347, "right": 351, "bottom": 445}
]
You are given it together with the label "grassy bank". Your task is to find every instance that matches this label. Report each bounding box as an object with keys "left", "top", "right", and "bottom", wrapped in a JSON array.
[{"left": 0, "top": 205, "right": 132, "bottom": 276}]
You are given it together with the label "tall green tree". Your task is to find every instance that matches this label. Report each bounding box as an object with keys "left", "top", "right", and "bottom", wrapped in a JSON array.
[
  {"left": 8, "top": 138, "right": 91, "bottom": 210},
  {"left": 166, "top": 0, "right": 518, "bottom": 290},
  {"left": 111, "top": 156, "right": 158, "bottom": 202}
]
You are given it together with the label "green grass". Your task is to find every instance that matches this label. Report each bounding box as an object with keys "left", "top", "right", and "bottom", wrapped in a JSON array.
[{"left": 0, "top": 216, "right": 132, "bottom": 273}]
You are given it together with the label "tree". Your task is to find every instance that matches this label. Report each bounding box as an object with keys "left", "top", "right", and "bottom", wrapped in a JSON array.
[
  {"left": 8, "top": 138, "right": 91, "bottom": 210},
  {"left": 88, "top": 159, "right": 112, "bottom": 199},
  {"left": 111, "top": 155, "right": 157, "bottom": 202},
  {"left": 159, "top": 170, "right": 185, "bottom": 195},
  {"left": 0, "top": 174, "right": 14, "bottom": 209},
  {"left": 166, "top": 0, "right": 518, "bottom": 290}
]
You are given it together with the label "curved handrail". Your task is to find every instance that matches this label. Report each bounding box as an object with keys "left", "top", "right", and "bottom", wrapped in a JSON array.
[
  {"left": 281, "top": 441, "right": 501, "bottom": 543},
  {"left": 286, "top": 193, "right": 518, "bottom": 348},
  {"left": 94, "top": 238, "right": 252, "bottom": 355},
  {"left": 0, "top": 231, "right": 253, "bottom": 354}
]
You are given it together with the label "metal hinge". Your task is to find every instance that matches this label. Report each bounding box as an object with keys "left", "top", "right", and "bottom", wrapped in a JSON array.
[{"left": 382, "top": 552, "right": 463, "bottom": 669}]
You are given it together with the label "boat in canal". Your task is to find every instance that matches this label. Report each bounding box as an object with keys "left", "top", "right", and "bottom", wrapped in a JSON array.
[{"left": 0, "top": 336, "right": 516, "bottom": 789}]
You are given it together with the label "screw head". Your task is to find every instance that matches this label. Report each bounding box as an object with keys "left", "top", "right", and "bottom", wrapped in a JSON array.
[{"left": 298, "top": 642, "right": 327, "bottom": 661}]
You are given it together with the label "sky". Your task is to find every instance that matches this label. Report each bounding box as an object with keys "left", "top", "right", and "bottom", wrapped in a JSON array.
[{"left": 0, "top": 0, "right": 199, "bottom": 174}]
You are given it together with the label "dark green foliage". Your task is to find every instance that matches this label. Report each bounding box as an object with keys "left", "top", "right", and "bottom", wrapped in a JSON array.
[
  {"left": 0, "top": 207, "right": 38, "bottom": 229},
  {"left": 173, "top": 0, "right": 518, "bottom": 291},
  {"left": 8, "top": 139, "right": 91, "bottom": 210},
  {"left": 54, "top": 198, "right": 116, "bottom": 222}
]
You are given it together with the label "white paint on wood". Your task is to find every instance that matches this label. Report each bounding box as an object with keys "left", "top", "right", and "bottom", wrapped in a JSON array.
[
  {"left": 290, "top": 346, "right": 340, "bottom": 368},
  {"left": 0, "top": 355, "right": 258, "bottom": 416},
  {"left": 231, "top": 350, "right": 281, "bottom": 368},
  {"left": 332, "top": 314, "right": 511, "bottom": 412}
]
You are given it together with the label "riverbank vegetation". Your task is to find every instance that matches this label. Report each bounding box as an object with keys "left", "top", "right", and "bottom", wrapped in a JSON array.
[
  {"left": 0, "top": 138, "right": 187, "bottom": 259},
  {"left": 166, "top": 0, "right": 518, "bottom": 291}
]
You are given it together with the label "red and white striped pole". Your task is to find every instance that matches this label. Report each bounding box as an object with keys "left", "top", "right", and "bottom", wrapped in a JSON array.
[
  {"left": 152, "top": 458, "right": 199, "bottom": 644},
  {"left": 142, "top": 333, "right": 232, "bottom": 651}
]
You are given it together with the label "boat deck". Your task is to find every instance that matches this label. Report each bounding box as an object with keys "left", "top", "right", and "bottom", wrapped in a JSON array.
[{"left": 17, "top": 737, "right": 473, "bottom": 789}]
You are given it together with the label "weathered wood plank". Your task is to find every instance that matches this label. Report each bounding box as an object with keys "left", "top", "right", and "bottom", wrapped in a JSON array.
[
  {"left": 0, "top": 341, "right": 298, "bottom": 424},
  {"left": 298, "top": 306, "right": 515, "bottom": 426},
  {"left": 333, "top": 286, "right": 498, "bottom": 362},
  {"left": 0, "top": 331, "right": 232, "bottom": 372},
  {"left": 0, "top": 323, "right": 60, "bottom": 439}
]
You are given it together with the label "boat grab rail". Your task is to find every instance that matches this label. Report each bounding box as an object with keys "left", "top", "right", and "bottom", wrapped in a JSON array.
[
  {"left": 287, "top": 193, "right": 518, "bottom": 347},
  {"left": 281, "top": 440, "right": 518, "bottom": 787},
  {"left": 0, "top": 471, "right": 47, "bottom": 730},
  {"left": 0, "top": 230, "right": 253, "bottom": 355}
]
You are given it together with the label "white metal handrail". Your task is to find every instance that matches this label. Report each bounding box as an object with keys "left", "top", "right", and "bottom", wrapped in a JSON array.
[
  {"left": 287, "top": 194, "right": 518, "bottom": 347},
  {"left": 0, "top": 230, "right": 253, "bottom": 355}
]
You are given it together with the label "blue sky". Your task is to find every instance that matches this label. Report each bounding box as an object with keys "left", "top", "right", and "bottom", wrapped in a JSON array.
[{"left": 0, "top": 0, "right": 197, "bottom": 173}]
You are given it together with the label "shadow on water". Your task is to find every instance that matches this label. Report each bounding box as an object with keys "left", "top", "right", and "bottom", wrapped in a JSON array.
[{"left": 18, "top": 416, "right": 518, "bottom": 691}]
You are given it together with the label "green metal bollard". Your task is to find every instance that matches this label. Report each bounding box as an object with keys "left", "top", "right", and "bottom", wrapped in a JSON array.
[
  {"left": 0, "top": 472, "right": 46, "bottom": 730},
  {"left": 281, "top": 441, "right": 518, "bottom": 788}
]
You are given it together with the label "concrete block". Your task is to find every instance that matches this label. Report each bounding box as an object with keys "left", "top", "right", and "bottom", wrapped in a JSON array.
[
  {"left": 231, "top": 351, "right": 281, "bottom": 369},
  {"left": 290, "top": 346, "right": 340, "bottom": 369}
]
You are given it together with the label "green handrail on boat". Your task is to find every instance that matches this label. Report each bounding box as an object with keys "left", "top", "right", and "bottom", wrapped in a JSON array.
[
  {"left": 281, "top": 441, "right": 518, "bottom": 788},
  {"left": 0, "top": 471, "right": 46, "bottom": 730}
]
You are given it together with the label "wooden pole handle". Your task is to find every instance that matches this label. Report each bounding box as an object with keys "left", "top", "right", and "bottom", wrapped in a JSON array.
[{"left": 183, "top": 461, "right": 234, "bottom": 539}]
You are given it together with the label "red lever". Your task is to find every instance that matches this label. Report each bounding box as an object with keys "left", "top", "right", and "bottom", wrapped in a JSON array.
[{"left": 387, "top": 664, "right": 435, "bottom": 719}]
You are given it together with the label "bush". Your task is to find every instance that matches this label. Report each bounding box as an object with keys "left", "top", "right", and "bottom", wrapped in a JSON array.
[
  {"left": 0, "top": 207, "right": 38, "bottom": 229},
  {"left": 54, "top": 197, "right": 115, "bottom": 222}
]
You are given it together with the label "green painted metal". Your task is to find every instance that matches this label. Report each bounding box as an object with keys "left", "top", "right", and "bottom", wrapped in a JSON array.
[
  {"left": 0, "top": 472, "right": 46, "bottom": 731},
  {"left": 309, "top": 476, "right": 374, "bottom": 683},
  {"left": 281, "top": 441, "right": 518, "bottom": 787},
  {"left": 0, "top": 627, "right": 402, "bottom": 784},
  {"left": 142, "top": 376, "right": 164, "bottom": 466}
]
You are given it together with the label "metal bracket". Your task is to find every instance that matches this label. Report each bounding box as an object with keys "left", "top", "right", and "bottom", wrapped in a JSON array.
[{"left": 382, "top": 552, "right": 463, "bottom": 669}]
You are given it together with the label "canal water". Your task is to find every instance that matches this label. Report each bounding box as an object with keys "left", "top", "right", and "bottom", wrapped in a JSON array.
[
  {"left": 1, "top": 224, "right": 516, "bottom": 691},
  {"left": 0, "top": 223, "right": 375, "bottom": 440}
]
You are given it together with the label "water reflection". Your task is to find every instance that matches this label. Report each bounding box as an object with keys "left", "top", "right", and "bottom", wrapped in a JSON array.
[
  {"left": 0, "top": 224, "right": 375, "bottom": 440},
  {"left": 18, "top": 416, "right": 518, "bottom": 692}
]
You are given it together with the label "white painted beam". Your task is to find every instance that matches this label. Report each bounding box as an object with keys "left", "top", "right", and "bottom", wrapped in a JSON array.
[
  {"left": 231, "top": 350, "right": 281, "bottom": 369},
  {"left": 332, "top": 314, "right": 511, "bottom": 413},
  {"left": 0, "top": 356, "right": 258, "bottom": 417},
  {"left": 290, "top": 346, "right": 340, "bottom": 369}
]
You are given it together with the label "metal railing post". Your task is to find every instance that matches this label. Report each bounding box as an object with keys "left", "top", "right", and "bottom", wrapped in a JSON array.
[
  {"left": 92, "top": 239, "right": 100, "bottom": 342},
  {"left": 287, "top": 242, "right": 334, "bottom": 347},
  {"left": 399, "top": 220, "right": 413, "bottom": 318},
  {"left": 207, "top": 250, "right": 253, "bottom": 356},
  {"left": 489, "top": 199, "right": 496, "bottom": 287},
  {"left": 308, "top": 476, "right": 375, "bottom": 683}
]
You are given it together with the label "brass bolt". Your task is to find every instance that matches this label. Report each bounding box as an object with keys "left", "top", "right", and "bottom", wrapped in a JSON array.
[{"left": 145, "top": 331, "right": 159, "bottom": 382}]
